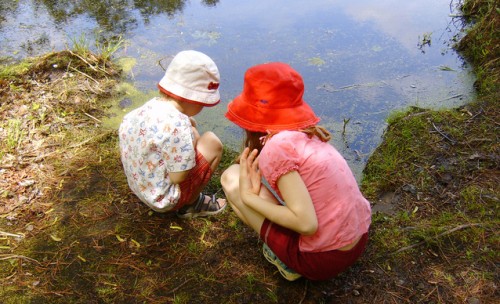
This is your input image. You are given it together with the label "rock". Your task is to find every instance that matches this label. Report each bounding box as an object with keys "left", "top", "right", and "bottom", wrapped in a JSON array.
[
  {"left": 467, "top": 297, "right": 480, "bottom": 304},
  {"left": 119, "top": 98, "right": 133, "bottom": 109},
  {"left": 19, "top": 179, "right": 35, "bottom": 187},
  {"left": 402, "top": 184, "right": 417, "bottom": 194}
]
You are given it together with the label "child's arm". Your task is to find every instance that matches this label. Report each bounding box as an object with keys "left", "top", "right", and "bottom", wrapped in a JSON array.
[
  {"left": 274, "top": 171, "right": 318, "bottom": 235},
  {"left": 190, "top": 117, "right": 200, "bottom": 147},
  {"left": 168, "top": 118, "right": 197, "bottom": 184},
  {"left": 239, "top": 148, "right": 318, "bottom": 235}
]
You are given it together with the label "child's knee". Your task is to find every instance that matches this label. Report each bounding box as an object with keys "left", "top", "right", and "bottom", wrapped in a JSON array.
[
  {"left": 197, "top": 132, "right": 223, "bottom": 161},
  {"left": 221, "top": 165, "right": 239, "bottom": 193},
  {"left": 199, "top": 132, "right": 222, "bottom": 153}
]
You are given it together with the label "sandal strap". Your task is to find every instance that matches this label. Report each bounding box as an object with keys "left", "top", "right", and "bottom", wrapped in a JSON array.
[
  {"left": 193, "top": 193, "right": 205, "bottom": 212},
  {"left": 196, "top": 194, "right": 222, "bottom": 213}
]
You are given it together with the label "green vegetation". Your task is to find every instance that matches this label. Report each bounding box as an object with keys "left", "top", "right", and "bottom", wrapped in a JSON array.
[
  {"left": 361, "top": 0, "right": 498, "bottom": 302},
  {"left": 457, "top": 0, "right": 499, "bottom": 94}
]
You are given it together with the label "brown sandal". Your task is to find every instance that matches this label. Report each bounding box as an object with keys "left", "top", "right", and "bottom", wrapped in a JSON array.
[{"left": 176, "top": 193, "right": 227, "bottom": 219}]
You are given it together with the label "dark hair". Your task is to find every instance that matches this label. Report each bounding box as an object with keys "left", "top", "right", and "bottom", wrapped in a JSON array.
[
  {"left": 236, "top": 126, "right": 331, "bottom": 162},
  {"left": 244, "top": 130, "right": 266, "bottom": 152}
]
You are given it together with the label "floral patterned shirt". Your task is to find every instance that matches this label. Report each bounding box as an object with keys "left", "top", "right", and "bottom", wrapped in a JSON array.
[{"left": 118, "top": 97, "right": 196, "bottom": 212}]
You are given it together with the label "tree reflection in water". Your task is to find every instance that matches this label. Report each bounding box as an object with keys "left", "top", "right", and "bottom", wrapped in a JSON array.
[{"left": 5, "top": 0, "right": 221, "bottom": 34}]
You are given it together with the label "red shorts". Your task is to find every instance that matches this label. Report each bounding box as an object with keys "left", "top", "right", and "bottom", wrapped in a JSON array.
[
  {"left": 175, "top": 150, "right": 212, "bottom": 209},
  {"left": 260, "top": 219, "right": 369, "bottom": 281}
]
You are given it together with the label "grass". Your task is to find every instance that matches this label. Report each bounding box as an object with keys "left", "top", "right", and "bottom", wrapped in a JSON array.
[
  {"left": 71, "top": 32, "right": 125, "bottom": 66},
  {"left": 362, "top": 98, "right": 498, "bottom": 258},
  {"left": 4, "top": 119, "right": 25, "bottom": 151},
  {"left": 457, "top": 0, "right": 499, "bottom": 94},
  {"left": 359, "top": 2, "right": 498, "bottom": 302}
]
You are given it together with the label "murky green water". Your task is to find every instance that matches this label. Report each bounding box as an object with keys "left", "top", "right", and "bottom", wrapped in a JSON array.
[{"left": 0, "top": 0, "right": 475, "bottom": 177}]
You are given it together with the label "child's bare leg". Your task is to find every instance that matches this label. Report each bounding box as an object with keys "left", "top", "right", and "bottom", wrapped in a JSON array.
[
  {"left": 221, "top": 164, "right": 275, "bottom": 234},
  {"left": 184, "top": 131, "right": 224, "bottom": 206},
  {"left": 196, "top": 131, "right": 223, "bottom": 172}
]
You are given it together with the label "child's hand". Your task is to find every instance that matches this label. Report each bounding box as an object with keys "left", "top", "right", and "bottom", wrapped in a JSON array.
[{"left": 239, "top": 147, "right": 261, "bottom": 198}]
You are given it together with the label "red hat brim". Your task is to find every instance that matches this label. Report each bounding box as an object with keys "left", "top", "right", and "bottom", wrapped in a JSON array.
[{"left": 225, "top": 94, "right": 320, "bottom": 132}]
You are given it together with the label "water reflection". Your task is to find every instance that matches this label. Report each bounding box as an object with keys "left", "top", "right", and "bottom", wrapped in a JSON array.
[
  {"left": 29, "top": 0, "right": 219, "bottom": 34},
  {"left": 337, "top": 0, "right": 458, "bottom": 53},
  {"left": 0, "top": 0, "right": 475, "bottom": 177}
]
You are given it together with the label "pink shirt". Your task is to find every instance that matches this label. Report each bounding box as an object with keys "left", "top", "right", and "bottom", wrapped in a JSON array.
[{"left": 259, "top": 131, "right": 372, "bottom": 252}]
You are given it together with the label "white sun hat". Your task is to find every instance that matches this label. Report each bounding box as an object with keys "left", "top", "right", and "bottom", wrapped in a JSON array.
[{"left": 158, "top": 50, "right": 220, "bottom": 107}]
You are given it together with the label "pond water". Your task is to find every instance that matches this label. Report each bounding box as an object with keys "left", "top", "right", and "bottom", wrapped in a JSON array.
[{"left": 0, "top": 0, "right": 475, "bottom": 177}]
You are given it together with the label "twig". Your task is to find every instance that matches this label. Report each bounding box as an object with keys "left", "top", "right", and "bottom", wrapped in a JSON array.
[
  {"left": 299, "top": 280, "right": 308, "bottom": 304},
  {"left": 467, "top": 107, "right": 484, "bottom": 121},
  {"left": 110, "top": 261, "right": 146, "bottom": 273},
  {"left": 0, "top": 254, "right": 41, "bottom": 265},
  {"left": 392, "top": 223, "right": 482, "bottom": 255},
  {"left": 419, "top": 286, "right": 438, "bottom": 302},
  {"left": 167, "top": 278, "right": 194, "bottom": 295},
  {"left": 84, "top": 112, "right": 102, "bottom": 123},
  {"left": 68, "top": 51, "right": 94, "bottom": 68},
  {"left": 436, "top": 94, "right": 463, "bottom": 102},
  {"left": 32, "top": 131, "right": 112, "bottom": 162},
  {"left": 0, "top": 231, "right": 24, "bottom": 238},
  {"left": 68, "top": 131, "right": 113, "bottom": 149},
  {"left": 431, "top": 122, "right": 456, "bottom": 144},
  {"left": 68, "top": 50, "right": 110, "bottom": 76},
  {"left": 69, "top": 66, "right": 100, "bottom": 85}
]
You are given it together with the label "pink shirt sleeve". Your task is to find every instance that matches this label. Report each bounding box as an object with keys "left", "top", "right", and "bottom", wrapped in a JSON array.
[{"left": 259, "top": 133, "right": 300, "bottom": 193}]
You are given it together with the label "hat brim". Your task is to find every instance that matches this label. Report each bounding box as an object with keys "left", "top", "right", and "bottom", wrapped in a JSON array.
[
  {"left": 225, "top": 94, "right": 320, "bottom": 132},
  {"left": 158, "top": 79, "right": 220, "bottom": 107}
]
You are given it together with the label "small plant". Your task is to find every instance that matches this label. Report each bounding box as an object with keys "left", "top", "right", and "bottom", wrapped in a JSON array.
[
  {"left": 95, "top": 34, "right": 125, "bottom": 63},
  {"left": 246, "top": 272, "right": 256, "bottom": 285},
  {"left": 418, "top": 32, "right": 433, "bottom": 52},
  {"left": 266, "top": 289, "right": 279, "bottom": 303},
  {"left": 70, "top": 33, "right": 91, "bottom": 57},
  {"left": 172, "top": 293, "right": 190, "bottom": 304},
  {"left": 5, "top": 119, "right": 25, "bottom": 151}
]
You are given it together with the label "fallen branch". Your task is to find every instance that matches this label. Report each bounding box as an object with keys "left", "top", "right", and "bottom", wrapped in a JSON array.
[{"left": 392, "top": 223, "right": 482, "bottom": 255}]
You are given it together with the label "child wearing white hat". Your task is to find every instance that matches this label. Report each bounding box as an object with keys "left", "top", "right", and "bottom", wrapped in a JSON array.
[{"left": 119, "top": 50, "right": 226, "bottom": 218}]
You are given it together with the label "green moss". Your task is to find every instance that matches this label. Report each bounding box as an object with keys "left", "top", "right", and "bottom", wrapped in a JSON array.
[
  {"left": 0, "top": 61, "right": 32, "bottom": 79},
  {"left": 457, "top": 0, "right": 499, "bottom": 95}
]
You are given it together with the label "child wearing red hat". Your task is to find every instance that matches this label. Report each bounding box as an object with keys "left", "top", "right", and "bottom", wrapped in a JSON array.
[
  {"left": 119, "top": 50, "right": 226, "bottom": 218},
  {"left": 221, "top": 62, "right": 372, "bottom": 281}
]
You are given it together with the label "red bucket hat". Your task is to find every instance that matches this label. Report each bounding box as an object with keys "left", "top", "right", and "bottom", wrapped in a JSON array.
[{"left": 225, "top": 62, "right": 319, "bottom": 132}]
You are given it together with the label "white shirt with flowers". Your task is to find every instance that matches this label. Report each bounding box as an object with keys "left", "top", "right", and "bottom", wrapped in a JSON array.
[{"left": 118, "top": 97, "right": 196, "bottom": 212}]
